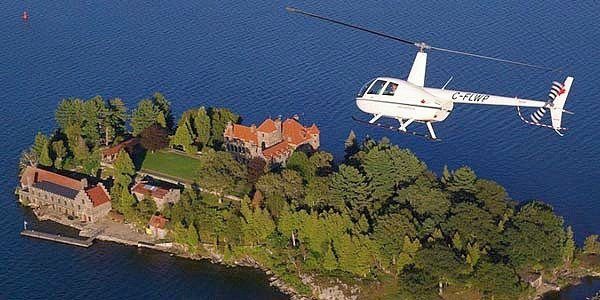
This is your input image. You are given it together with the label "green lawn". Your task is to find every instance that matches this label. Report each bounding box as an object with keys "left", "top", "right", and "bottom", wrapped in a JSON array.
[{"left": 140, "top": 151, "right": 202, "bottom": 182}]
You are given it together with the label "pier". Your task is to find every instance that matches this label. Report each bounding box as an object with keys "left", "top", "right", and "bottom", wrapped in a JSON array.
[{"left": 20, "top": 230, "right": 94, "bottom": 247}]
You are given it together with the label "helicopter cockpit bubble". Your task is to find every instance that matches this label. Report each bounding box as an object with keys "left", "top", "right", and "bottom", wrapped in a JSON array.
[{"left": 357, "top": 79, "right": 375, "bottom": 97}]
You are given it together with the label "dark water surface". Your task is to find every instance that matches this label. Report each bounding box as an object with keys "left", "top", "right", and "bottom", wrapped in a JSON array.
[{"left": 1, "top": 0, "right": 598, "bottom": 299}]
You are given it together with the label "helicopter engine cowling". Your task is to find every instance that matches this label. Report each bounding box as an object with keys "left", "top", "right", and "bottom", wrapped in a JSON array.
[{"left": 355, "top": 77, "right": 453, "bottom": 123}]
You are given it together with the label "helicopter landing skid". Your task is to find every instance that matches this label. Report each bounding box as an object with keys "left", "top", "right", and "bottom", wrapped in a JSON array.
[{"left": 351, "top": 116, "right": 440, "bottom": 141}]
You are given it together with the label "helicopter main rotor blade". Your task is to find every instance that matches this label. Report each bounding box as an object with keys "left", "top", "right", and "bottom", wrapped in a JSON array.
[
  {"left": 285, "top": 7, "right": 416, "bottom": 46},
  {"left": 430, "top": 46, "right": 558, "bottom": 71},
  {"left": 286, "top": 6, "right": 558, "bottom": 71}
]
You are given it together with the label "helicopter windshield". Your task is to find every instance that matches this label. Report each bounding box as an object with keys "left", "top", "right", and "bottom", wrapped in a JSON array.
[
  {"left": 367, "top": 80, "right": 387, "bottom": 95},
  {"left": 357, "top": 79, "right": 375, "bottom": 97}
]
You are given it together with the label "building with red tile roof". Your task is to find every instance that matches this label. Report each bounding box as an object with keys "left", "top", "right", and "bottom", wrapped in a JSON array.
[
  {"left": 131, "top": 181, "right": 180, "bottom": 211},
  {"left": 18, "top": 166, "right": 111, "bottom": 222},
  {"left": 223, "top": 116, "right": 320, "bottom": 166},
  {"left": 101, "top": 138, "right": 139, "bottom": 165},
  {"left": 146, "top": 214, "right": 169, "bottom": 239}
]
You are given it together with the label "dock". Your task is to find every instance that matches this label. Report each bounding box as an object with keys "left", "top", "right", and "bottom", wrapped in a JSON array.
[{"left": 21, "top": 230, "right": 94, "bottom": 247}]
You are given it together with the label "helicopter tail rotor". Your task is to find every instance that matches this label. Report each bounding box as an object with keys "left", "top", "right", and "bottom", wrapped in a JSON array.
[
  {"left": 549, "top": 77, "right": 574, "bottom": 136},
  {"left": 516, "top": 77, "right": 574, "bottom": 135}
]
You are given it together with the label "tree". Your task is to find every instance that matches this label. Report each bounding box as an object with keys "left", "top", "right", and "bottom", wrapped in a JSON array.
[
  {"left": 131, "top": 99, "right": 161, "bottom": 135},
  {"left": 103, "top": 98, "right": 128, "bottom": 145},
  {"left": 475, "top": 179, "right": 511, "bottom": 218},
  {"left": 139, "top": 124, "right": 169, "bottom": 152},
  {"left": 472, "top": 260, "right": 525, "bottom": 300},
  {"left": 55, "top": 98, "right": 84, "bottom": 131},
  {"left": 396, "top": 175, "right": 450, "bottom": 218},
  {"left": 501, "top": 201, "right": 566, "bottom": 270},
  {"left": 112, "top": 149, "right": 135, "bottom": 187},
  {"left": 255, "top": 170, "right": 305, "bottom": 206},
  {"left": 136, "top": 197, "right": 158, "bottom": 218},
  {"left": 563, "top": 226, "right": 575, "bottom": 264},
  {"left": 193, "top": 107, "right": 211, "bottom": 149},
  {"left": 442, "top": 166, "right": 478, "bottom": 195},
  {"left": 172, "top": 121, "right": 195, "bottom": 153},
  {"left": 51, "top": 140, "right": 67, "bottom": 169},
  {"left": 81, "top": 96, "right": 104, "bottom": 146},
  {"left": 208, "top": 108, "right": 240, "bottom": 148},
  {"left": 240, "top": 200, "right": 276, "bottom": 245},
  {"left": 373, "top": 210, "right": 418, "bottom": 268},
  {"left": 286, "top": 151, "right": 315, "bottom": 181},
  {"left": 359, "top": 142, "right": 426, "bottom": 206},
  {"left": 329, "top": 164, "right": 370, "bottom": 215},
  {"left": 397, "top": 268, "right": 439, "bottom": 300},
  {"left": 197, "top": 150, "right": 247, "bottom": 199},
  {"left": 152, "top": 92, "right": 174, "bottom": 131},
  {"left": 33, "top": 132, "right": 52, "bottom": 166},
  {"left": 444, "top": 202, "right": 499, "bottom": 247},
  {"left": 584, "top": 234, "right": 600, "bottom": 255},
  {"left": 247, "top": 157, "right": 267, "bottom": 184},
  {"left": 414, "top": 244, "right": 467, "bottom": 295}
]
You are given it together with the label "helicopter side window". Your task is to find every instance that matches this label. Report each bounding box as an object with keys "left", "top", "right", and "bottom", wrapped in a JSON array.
[
  {"left": 367, "top": 80, "right": 386, "bottom": 95},
  {"left": 382, "top": 82, "right": 398, "bottom": 96},
  {"left": 357, "top": 79, "right": 375, "bottom": 97}
]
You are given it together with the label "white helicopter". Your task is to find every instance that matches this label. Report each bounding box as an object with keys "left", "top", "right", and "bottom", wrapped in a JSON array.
[{"left": 287, "top": 7, "right": 574, "bottom": 140}]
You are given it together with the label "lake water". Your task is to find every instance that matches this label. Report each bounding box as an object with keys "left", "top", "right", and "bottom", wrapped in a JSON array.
[{"left": 1, "top": 0, "right": 598, "bottom": 299}]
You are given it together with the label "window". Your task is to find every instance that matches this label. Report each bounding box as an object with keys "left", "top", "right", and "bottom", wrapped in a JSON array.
[
  {"left": 383, "top": 82, "right": 398, "bottom": 96},
  {"left": 357, "top": 79, "right": 375, "bottom": 97},
  {"left": 367, "top": 80, "right": 387, "bottom": 95}
]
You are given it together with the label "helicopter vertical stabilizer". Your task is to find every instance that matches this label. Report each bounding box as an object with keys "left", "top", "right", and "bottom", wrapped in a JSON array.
[
  {"left": 550, "top": 77, "right": 573, "bottom": 135},
  {"left": 407, "top": 52, "right": 427, "bottom": 87}
]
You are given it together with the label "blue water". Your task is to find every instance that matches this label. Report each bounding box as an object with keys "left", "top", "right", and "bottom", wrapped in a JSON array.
[{"left": 1, "top": 0, "right": 598, "bottom": 299}]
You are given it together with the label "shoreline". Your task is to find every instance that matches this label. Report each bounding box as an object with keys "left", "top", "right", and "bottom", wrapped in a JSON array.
[
  {"left": 26, "top": 206, "right": 600, "bottom": 300},
  {"left": 28, "top": 207, "right": 309, "bottom": 300}
]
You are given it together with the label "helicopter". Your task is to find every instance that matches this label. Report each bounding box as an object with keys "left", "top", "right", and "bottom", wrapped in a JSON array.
[{"left": 286, "top": 7, "right": 574, "bottom": 140}]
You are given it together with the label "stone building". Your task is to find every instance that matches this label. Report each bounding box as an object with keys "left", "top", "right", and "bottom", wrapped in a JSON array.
[
  {"left": 223, "top": 116, "right": 320, "bottom": 166},
  {"left": 131, "top": 181, "right": 180, "bottom": 210},
  {"left": 146, "top": 214, "right": 169, "bottom": 239},
  {"left": 18, "top": 166, "right": 111, "bottom": 222}
]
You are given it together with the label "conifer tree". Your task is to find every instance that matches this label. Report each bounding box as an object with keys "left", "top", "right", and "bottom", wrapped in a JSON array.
[
  {"left": 33, "top": 133, "right": 52, "bottom": 166},
  {"left": 344, "top": 130, "right": 359, "bottom": 159},
  {"left": 172, "top": 122, "right": 195, "bottom": 153},
  {"left": 51, "top": 140, "right": 67, "bottom": 169},
  {"left": 131, "top": 99, "right": 160, "bottom": 135},
  {"left": 193, "top": 107, "right": 211, "bottom": 149},
  {"left": 329, "top": 165, "right": 370, "bottom": 214}
]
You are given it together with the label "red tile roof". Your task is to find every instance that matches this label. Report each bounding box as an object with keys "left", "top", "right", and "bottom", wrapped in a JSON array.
[
  {"left": 102, "top": 138, "right": 139, "bottom": 157},
  {"left": 257, "top": 119, "right": 277, "bottom": 133},
  {"left": 20, "top": 166, "right": 85, "bottom": 190},
  {"left": 282, "top": 118, "right": 316, "bottom": 145},
  {"left": 132, "top": 182, "right": 170, "bottom": 199},
  {"left": 224, "top": 124, "right": 258, "bottom": 144},
  {"left": 307, "top": 124, "right": 320, "bottom": 135},
  {"left": 262, "top": 141, "right": 291, "bottom": 159},
  {"left": 149, "top": 215, "right": 168, "bottom": 229},
  {"left": 86, "top": 186, "right": 111, "bottom": 207}
]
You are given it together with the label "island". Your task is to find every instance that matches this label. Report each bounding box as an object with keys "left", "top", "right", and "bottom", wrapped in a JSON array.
[{"left": 16, "top": 93, "right": 600, "bottom": 299}]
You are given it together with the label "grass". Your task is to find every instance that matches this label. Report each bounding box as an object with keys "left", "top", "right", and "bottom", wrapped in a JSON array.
[{"left": 140, "top": 150, "right": 202, "bottom": 182}]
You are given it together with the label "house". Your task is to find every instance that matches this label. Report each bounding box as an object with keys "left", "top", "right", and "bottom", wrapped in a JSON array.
[
  {"left": 101, "top": 138, "right": 139, "bottom": 165},
  {"left": 223, "top": 115, "right": 320, "bottom": 166},
  {"left": 18, "top": 166, "right": 111, "bottom": 222},
  {"left": 146, "top": 214, "right": 169, "bottom": 239},
  {"left": 131, "top": 181, "right": 180, "bottom": 210}
]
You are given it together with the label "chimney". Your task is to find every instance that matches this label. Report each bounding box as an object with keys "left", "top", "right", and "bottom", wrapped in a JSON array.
[
  {"left": 292, "top": 114, "right": 300, "bottom": 121},
  {"left": 251, "top": 124, "right": 256, "bottom": 132},
  {"left": 80, "top": 178, "right": 88, "bottom": 188}
]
